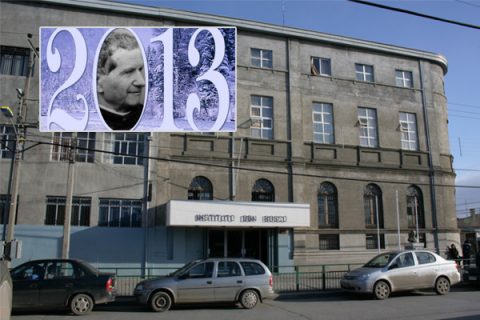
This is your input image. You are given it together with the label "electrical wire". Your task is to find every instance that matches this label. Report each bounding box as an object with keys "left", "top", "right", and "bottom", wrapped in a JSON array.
[
  {"left": 349, "top": 0, "right": 480, "bottom": 30},
  {"left": 15, "top": 137, "right": 479, "bottom": 190}
]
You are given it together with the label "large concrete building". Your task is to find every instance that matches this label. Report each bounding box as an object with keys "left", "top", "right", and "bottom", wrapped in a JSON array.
[{"left": 0, "top": 0, "right": 458, "bottom": 269}]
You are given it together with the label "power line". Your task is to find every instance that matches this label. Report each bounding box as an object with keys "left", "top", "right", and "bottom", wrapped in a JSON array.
[
  {"left": 448, "top": 114, "right": 480, "bottom": 120},
  {"left": 20, "top": 137, "right": 480, "bottom": 190},
  {"left": 349, "top": 0, "right": 480, "bottom": 30},
  {"left": 5, "top": 134, "right": 480, "bottom": 176},
  {"left": 449, "top": 109, "right": 480, "bottom": 116},
  {"left": 455, "top": 0, "right": 480, "bottom": 9},
  {"left": 449, "top": 102, "right": 480, "bottom": 109}
]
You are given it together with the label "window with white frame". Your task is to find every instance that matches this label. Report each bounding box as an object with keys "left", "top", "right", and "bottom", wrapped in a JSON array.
[
  {"left": 250, "top": 95, "right": 273, "bottom": 139},
  {"left": 311, "top": 57, "right": 331, "bottom": 76},
  {"left": 51, "top": 132, "right": 96, "bottom": 163},
  {"left": 399, "top": 112, "right": 418, "bottom": 150},
  {"left": 313, "top": 102, "right": 334, "bottom": 144},
  {"left": 45, "top": 196, "right": 91, "bottom": 226},
  {"left": 395, "top": 70, "right": 413, "bottom": 88},
  {"left": 251, "top": 48, "right": 272, "bottom": 69},
  {"left": 104, "top": 133, "right": 145, "bottom": 165},
  {"left": 0, "top": 46, "right": 30, "bottom": 76},
  {"left": 358, "top": 107, "right": 378, "bottom": 147},
  {"left": 98, "top": 199, "right": 142, "bottom": 227},
  {"left": 1, "top": 125, "right": 15, "bottom": 159},
  {"left": 355, "top": 63, "right": 374, "bottom": 82}
]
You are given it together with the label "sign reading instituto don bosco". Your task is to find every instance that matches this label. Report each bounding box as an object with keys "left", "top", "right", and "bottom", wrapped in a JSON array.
[
  {"left": 167, "top": 201, "right": 310, "bottom": 228},
  {"left": 39, "top": 27, "right": 236, "bottom": 132}
]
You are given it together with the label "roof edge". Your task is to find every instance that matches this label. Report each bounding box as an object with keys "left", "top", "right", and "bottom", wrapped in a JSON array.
[{"left": 21, "top": 0, "right": 448, "bottom": 73}]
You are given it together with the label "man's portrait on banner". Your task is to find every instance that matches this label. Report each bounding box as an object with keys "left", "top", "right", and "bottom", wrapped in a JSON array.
[{"left": 96, "top": 28, "right": 145, "bottom": 130}]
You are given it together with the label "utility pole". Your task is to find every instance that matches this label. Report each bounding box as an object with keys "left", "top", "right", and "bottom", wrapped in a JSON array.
[
  {"left": 5, "top": 41, "right": 37, "bottom": 261},
  {"left": 62, "top": 133, "right": 76, "bottom": 258}
]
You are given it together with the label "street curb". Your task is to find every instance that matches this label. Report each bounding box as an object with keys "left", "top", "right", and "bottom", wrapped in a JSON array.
[
  {"left": 113, "top": 290, "right": 345, "bottom": 304},
  {"left": 274, "top": 289, "right": 344, "bottom": 300}
]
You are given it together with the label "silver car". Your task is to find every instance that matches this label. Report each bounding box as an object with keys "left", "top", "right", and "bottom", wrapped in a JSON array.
[
  {"left": 134, "top": 258, "right": 274, "bottom": 312},
  {"left": 341, "top": 250, "right": 461, "bottom": 299}
]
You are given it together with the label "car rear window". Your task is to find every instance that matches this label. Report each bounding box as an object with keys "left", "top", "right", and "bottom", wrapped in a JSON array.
[
  {"left": 240, "top": 262, "right": 265, "bottom": 276},
  {"left": 415, "top": 252, "right": 436, "bottom": 265}
]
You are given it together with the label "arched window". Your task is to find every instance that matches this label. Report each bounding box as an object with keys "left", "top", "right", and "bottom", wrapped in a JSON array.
[
  {"left": 318, "top": 182, "right": 338, "bottom": 228},
  {"left": 188, "top": 176, "right": 213, "bottom": 200},
  {"left": 251, "top": 179, "right": 275, "bottom": 202},
  {"left": 364, "top": 184, "right": 383, "bottom": 228},
  {"left": 407, "top": 185, "right": 425, "bottom": 228}
]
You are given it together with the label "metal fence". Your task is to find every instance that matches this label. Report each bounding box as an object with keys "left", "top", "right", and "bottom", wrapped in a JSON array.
[{"left": 98, "top": 264, "right": 363, "bottom": 296}]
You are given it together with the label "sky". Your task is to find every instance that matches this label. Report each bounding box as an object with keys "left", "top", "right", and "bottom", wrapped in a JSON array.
[{"left": 113, "top": 0, "right": 480, "bottom": 217}]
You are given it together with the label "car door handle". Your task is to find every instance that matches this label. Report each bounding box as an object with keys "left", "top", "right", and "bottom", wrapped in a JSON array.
[
  {"left": 29, "top": 283, "right": 39, "bottom": 289},
  {"left": 237, "top": 280, "right": 243, "bottom": 284},
  {"left": 65, "top": 283, "right": 74, "bottom": 288},
  {"left": 206, "top": 281, "right": 212, "bottom": 284}
]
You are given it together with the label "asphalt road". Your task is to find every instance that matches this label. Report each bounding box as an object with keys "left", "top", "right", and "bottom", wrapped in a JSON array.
[{"left": 12, "top": 286, "right": 480, "bottom": 320}]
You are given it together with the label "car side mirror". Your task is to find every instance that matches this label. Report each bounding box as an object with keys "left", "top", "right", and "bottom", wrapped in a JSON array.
[
  {"left": 389, "top": 263, "right": 398, "bottom": 270},
  {"left": 177, "top": 273, "right": 188, "bottom": 280}
]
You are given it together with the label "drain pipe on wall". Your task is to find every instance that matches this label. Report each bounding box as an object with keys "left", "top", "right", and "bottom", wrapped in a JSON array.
[
  {"left": 142, "top": 134, "right": 151, "bottom": 276},
  {"left": 418, "top": 60, "right": 440, "bottom": 253},
  {"left": 286, "top": 38, "right": 295, "bottom": 259}
]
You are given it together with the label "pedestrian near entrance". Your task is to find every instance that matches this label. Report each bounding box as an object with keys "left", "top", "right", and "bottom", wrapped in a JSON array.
[
  {"left": 447, "top": 244, "right": 459, "bottom": 261},
  {"left": 462, "top": 240, "right": 472, "bottom": 266}
]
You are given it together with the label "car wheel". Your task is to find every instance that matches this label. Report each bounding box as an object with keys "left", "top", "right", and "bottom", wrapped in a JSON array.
[
  {"left": 240, "top": 289, "right": 259, "bottom": 309},
  {"left": 373, "top": 281, "right": 390, "bottom": 300},
  {"left": 70, "top": 293, "right": 94, "bottom": 315},
  {"left": 150, "top": 291, "right": 172, "bottom": 312},
  {"left": 435, "top": 277, "right": 450, "bottom": 295}
]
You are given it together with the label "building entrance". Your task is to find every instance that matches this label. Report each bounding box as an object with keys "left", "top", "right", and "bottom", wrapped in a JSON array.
[{"left": 207, "top": 229, "right": 274, "bottom": 267}]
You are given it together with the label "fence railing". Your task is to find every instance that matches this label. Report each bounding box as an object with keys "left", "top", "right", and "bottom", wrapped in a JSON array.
[{"left": 98, "top": 264, "right": 363, "bottom": 296}]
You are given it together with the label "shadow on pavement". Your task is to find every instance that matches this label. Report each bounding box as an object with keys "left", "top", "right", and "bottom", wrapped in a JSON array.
[{"left": 94, "top": 297, "right": 242, "bottom": 313}]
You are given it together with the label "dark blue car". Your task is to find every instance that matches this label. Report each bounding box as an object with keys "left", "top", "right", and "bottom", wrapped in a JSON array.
[{"left": 10, "top": 259, "right": 116, "bottom": 315}]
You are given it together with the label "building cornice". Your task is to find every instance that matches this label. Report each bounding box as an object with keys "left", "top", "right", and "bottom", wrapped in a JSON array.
[{"left": 22, "top": 0, "right": 448, "bottom": 73}]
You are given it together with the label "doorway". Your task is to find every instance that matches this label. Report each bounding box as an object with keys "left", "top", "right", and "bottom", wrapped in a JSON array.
[{"left": 206, "top": 229, "right": 274, "bottom": 267}]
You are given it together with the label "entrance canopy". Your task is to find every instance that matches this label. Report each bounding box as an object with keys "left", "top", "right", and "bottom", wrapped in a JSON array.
[{"left": 167, "top": 200, "right": 310, "bottom": 228}]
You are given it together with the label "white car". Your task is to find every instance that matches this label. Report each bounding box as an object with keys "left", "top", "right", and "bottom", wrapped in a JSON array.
[{"left": 341, "top": 250, "right": 461, "bottom": 299}]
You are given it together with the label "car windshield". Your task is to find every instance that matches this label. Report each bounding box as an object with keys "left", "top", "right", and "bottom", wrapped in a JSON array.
[
  {"left": 364, "top": 252, "right": 398, "bottom": 268},
  {"left": 169, "top": 261, "right": 198, "bottom": 277}
]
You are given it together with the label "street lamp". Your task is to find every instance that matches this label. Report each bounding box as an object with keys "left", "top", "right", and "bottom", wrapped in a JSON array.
[{"left": 0, "top": 106, "right": 14, "bottom": 119}]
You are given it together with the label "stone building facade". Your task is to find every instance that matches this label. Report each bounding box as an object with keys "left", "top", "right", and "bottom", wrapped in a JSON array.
[{"left": 0, "top": 0, "right": 457, "bottom": 268}]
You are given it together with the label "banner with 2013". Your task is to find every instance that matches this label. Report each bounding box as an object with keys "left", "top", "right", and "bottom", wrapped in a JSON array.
[{"left": 40, "top": 27, "right": 236, "bottom": 132}]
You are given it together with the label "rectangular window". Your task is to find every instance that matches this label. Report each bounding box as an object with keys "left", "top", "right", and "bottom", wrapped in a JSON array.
[
  {"left": 395, "top": 70, "right": 413, "bottom": 88},
  {"left": 251, "top": 48, "right": 273, "bottom": 69},
  {"left": 0, "top": 46, "right": 30, "bottom": 76},
  {"left": 319, "top": 234, "right": 339, "bottom": 250},
  {"left": 104, "top": 133, "right": 145, "bottom": 165},
  {"left": 399, "top": 112, "right": 418, "bottom": 151},
  {"left": 250, "top": 95, "right": 273, "bottom": 139},
  {"left": 366, "top": 234, "right": 385, "bottom": 249},
  {"left": 311, "top": 57, "right": 331, "bottom": 76},
  {"left": 313, "top": 102, "right": 334, "bottom": 144},
  {"left": 358, "top": 107, "right": 378, "bottom": 147},
  {"left": 1, "top": 125, "right": 15, "bottom": 159},
  {"left": 51, "top": 132, "right": 96, "bottom": 163},
  {"left": 355, "top": 63, "right": 374, "bottom": 82},
  {"left": 45, "top": 196, "right": 91, "bottom": 226},
  {"left": 99, "top": 198, "right": 142, "bottom": 228}
]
